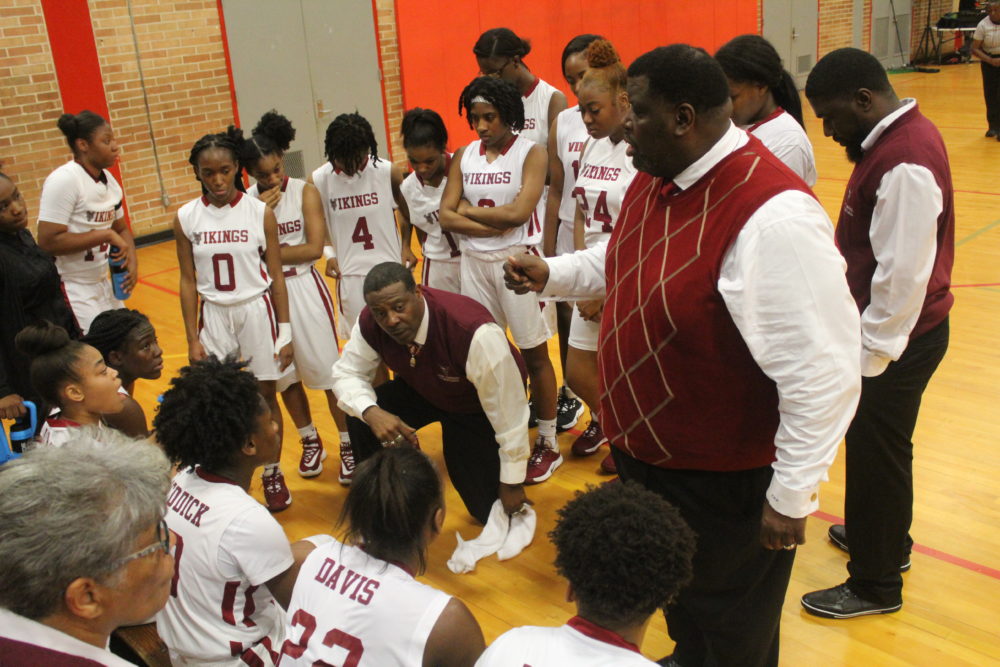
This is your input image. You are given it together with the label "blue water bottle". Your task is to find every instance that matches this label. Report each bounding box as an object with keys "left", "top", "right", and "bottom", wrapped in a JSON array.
[
  {"left": 1, "top": 400, "right": 37, "bottom": 464},
  {"left": 109, "top": 244, "right": 131, "bottom": 301}
]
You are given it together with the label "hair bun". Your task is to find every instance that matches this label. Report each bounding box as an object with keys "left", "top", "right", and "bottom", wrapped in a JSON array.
[
  {"left": 15, "top": 322, "right": 73, "bottom": 359},
  {"left": 586, "top": 39, "right": 620, "bottom": 69},
  {"left": 56, "top": 114, "right": 78, "bottom": 138},
  {"left": 253, "top": 111, "right": 295, "bottom": 152}
]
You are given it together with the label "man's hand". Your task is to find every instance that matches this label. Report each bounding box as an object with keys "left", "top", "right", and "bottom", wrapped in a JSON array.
[
  {"left": 402, "top": 245, "right": 418, "bottom": 270},
  {"left": 0, "top": 394, "right": 26, "bottom": 419},
  {"left": 257, "top": 185, "right": 282, "bottom": 210},
  {"left": 759, "top": 501, "right": 806, "bottom": 551},
  {"left": 325, "top": 257, "right": 341, "bottom": 280},
  {"left": 576, "top": 298, "right": 604, "bottom": 322},
  {"left": 503, "top": 253, "right": 550, "bottom": 294},
  {"left": 498, "top": 482, "right": 530, "bottom": 516},
  {"left": 362, "top": 405, "right": 419, "bottom": 447}
]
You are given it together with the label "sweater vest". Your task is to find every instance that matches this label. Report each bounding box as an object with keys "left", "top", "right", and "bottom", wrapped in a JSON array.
[
  {"left": 836, "top": 106, "right": 954, "bottom": 338},
  {"left": 359, "top": 287, "right": 526, "bottom": 414},
  {"left": 599, "top": 135, "right": 813, "bottom": 471}
]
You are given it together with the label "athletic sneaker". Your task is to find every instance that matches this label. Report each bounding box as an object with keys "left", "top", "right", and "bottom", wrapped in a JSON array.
[
  {"left": 571, "top": 421, "right": 607, "bottom": 456},
  {"left": 527, "top": 398, "right": 538, "bottom": 429},
  {"left": 262, "top": 469, "right": 291, "bottom": 512},
  {"left": 525, "top": 436, "right": 562, "bottom": 484},
  {"left": 339, "top": 440, "right": 356, "bottom": 486},
  {"left": 600, "top": 452, "right": 617, "bottom": 475},
  {"left": 556, "top": 393, "right": 585, "bottom": 432},
  {"left": 298, "top": 434, "right": 327, "bottom": 478}
]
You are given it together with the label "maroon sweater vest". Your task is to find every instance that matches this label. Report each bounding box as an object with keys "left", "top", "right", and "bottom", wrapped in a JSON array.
[
  {"left": 599, "top": 135, "right": 814, "bottom": 471},
  {"left": 359, "top": 286, "right": 526, "bottom": 414},
  {"left": 836, "top": 105, "right": 954, "bottom": 338}
]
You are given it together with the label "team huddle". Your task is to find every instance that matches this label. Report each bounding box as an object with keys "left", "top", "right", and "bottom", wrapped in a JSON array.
[{"left": 0, "top": 19, "right": 956, "bottom": 667}]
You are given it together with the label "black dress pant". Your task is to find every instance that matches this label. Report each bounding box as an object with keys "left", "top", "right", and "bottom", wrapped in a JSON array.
[
  {"left": 982, "top": 61, "right": 1000, "bottom": 131},
  {"left": 612, "top": 451, "right": 794, "bottom": 667},
  {"left": 845, "top": 318, "right": 949, "bottom": 605},
  {"left": 347, "top": 378, "right": 500, "bottom": 524}
]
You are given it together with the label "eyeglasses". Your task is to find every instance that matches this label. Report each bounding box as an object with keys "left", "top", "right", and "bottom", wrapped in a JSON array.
[
  {"left": 114, "top": 518, "right": 170, "bottom": 568},
  {"left": 479, "top": 58, "right": 512, "bottom": 78}
]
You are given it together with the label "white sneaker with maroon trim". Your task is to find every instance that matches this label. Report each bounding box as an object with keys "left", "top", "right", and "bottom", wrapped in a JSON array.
[
  {"left": 298, "top": 434, "right": 327, "bottom": 478},
  {"left": 525, "top": 436, "right": 562, "bottom": 484},
  {"left": 339, "top": 440, "right": 355, "bottom": 486},
  {"left": 262, "top": 469, "right": 291, "bottom": 512}
]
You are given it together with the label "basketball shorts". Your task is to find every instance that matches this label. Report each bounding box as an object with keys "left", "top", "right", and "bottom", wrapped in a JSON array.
[
  {"left": 556, "top": 218, "right": 576, "bottom": 256},
  {"left": 199, "top": 293, "right": 282, "bottom": 381},
  {"left": 421, "top": 256, "right": 462, "bottom": 293},
  {"left": 276, "top": 267, "right": 340, "bottom": 392},
  {"left": 335, "top": 274, "right": 366, "bottom": 341},
  {"left": 568, "top": 304, "right": 600, "bottom": 352},
  {"left": 62, "top": 278, "right": 123, "bottom": 334}
]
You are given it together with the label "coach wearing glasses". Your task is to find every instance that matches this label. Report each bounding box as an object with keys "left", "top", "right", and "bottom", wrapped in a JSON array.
[{"left": 0, "top": 435, "right": 173, "bottom": 665}]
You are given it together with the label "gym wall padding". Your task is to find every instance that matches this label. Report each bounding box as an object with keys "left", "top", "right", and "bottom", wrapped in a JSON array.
[{"left": 395, "top": 0, "right": 758, "bottom": 151}]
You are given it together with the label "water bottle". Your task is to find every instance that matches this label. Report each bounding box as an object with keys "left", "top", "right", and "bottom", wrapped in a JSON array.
[
  {"left": 1, "top": 400, "right": 37, "bottom": 464},
  {"left": 109, "top": 245, "right": 131, "bottom": 301}
]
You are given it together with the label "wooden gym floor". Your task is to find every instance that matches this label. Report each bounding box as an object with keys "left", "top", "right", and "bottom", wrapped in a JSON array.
[{"left": 123, "top": 62, "right": 999, "bottom": 665}]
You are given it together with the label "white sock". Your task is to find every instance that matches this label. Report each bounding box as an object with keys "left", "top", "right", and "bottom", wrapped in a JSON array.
[
  {"left": 297, "top": 424, "right": 318, "bottom": 440},
  {"left": 561, "top": 385, "right": 577, "bottom": 400},
  {"left": 339, "top": 431, "right": 350, "bottom": 445},
  {"left": 262, "top": 463, "right": 280, "bottom": 477},
  {"left": 537, "top": 418, "right": 556, "bottom": 441}
]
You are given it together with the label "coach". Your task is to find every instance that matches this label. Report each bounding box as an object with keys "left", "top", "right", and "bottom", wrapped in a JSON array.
[
  {"left": 504, "top": 45, "right": 861, "bottom": 666},
  {"left": 331, "top": 261, "right": 530, "bottom": 524}
]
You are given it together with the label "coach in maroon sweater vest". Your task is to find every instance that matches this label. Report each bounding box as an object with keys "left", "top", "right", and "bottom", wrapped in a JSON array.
[
  {"left": 505, "top": 45, "right": 861, "bottom": 667},
  {"left": 801, "top": 48, "right": 954, "bottom": 620},
  {"left": 331, "top": 261, "right": 531, "bottom": 524}
]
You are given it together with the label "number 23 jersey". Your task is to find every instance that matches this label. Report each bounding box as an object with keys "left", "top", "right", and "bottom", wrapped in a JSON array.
[{"left": 312, "top": 156, "right": 401, "bottom": 277}]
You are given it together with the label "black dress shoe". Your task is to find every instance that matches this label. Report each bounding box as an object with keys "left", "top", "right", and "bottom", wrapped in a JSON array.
[
  {"left": 657, "top": 656, "right": 683, "bottom": 667},
  {"left": 801, "top": 583, "right": 902, "bottom": 619},
  {"left": 827, "top": 524, "right": 911, "bottom": 572},
  {"left": 986, "top": 128, "right": 997, "bottom": 137}
]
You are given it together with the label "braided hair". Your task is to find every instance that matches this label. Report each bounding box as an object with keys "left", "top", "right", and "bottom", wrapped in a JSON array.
[
  {"left": 473, "top": 27, "right": 531, "bottom": 61},
  {"left": 234, "top": 110, "right": 296, "bottom": 171},
  {"left": 324, "top": 112, "right": 380, "bottom": 174},
  {"left": 458, "top": 77, "right": 525, "bottom": 132},
  {"left": 82, "top": 308, "right": 151, "bottom": 361},
  {"left": 187, "top": 126, "right": 247, "bottom": 193}
]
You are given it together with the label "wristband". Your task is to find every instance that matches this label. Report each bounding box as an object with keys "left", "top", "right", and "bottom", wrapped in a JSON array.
[
  {"left": 323, "top": 245, "right": 336, "bottom": 260},
  {"left": 275, "top": 322, "right": 292, "bottom": 353}
]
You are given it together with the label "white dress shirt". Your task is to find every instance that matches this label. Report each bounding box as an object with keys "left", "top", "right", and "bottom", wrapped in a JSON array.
[
  {"left": 856, "top": 99, "right": 943, "bottom": 376},
  {"left": 0, "top": 606, "right": 136, "bottom": 666},
  {"left": 544, "top": 123, "right": 861, "bottom": 518},
  {"left": 331, "top": 299, "right": 530, "bottom": 483}
]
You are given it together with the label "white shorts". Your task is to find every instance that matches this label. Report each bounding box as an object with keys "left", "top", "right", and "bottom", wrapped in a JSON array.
[
  {"left": 335, "top": 274, "right": 366, "bottom": 340},
  {"left": 421, "top": 256, "right": 462, "bottom": 293},
  {"left": 568, "top": 305, "right": 600, "bottom": 352},
  {"left": 556, "top": 219, "right": 576, "bottom": 256},
  {"left": 199, "top": 293, "right": 282, "bottom": 381},
  {"left": 461, "top": 247, "right": 551, "bottom": 349},
  {"left": 167, "top": 621, "right": 285, "bottom": 666},
  {"left": 528, "top": 246, "right": 559, "bottom": 335},
  {"left": 276, "top": 267, "right": 341, "bottom": 392},
  {"left": 62, "top": 278, "right": 122, "bottom": 334}
]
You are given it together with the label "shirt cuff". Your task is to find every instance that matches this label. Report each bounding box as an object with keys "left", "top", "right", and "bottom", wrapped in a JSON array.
[
  {"left": 499, "top": 457, "right": 528, "bottom": 485},
  {"left": 861, "top": 348, "right": 891, "bottom": 377},
  {"left": 543, "top": 255, "right": 576, "bottom": 298},
  {"left": 765, "top": 476, "right": 820, "bottom": 519}
]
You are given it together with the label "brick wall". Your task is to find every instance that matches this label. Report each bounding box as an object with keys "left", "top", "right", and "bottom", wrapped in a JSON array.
[
  {"left": 819, "top": 0, "right": 869, "bottom": 56},
  {"left": 374, "top": 0, "right": 407, "bottom": 168}
]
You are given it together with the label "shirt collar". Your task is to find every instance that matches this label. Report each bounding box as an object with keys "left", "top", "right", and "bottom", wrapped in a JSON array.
[
  {"left": 671, "top": 121, "right": 748, "bottom": 192},
  {"left": 861, "top": 98, "right": 916, "bottom": 151},
  {"left": 0, "top": 607, "right": 127, "bottom": 665},
  {"left": 413, "top": 296, "right": 430, "bottom": 346},
  {"left": 565, "top": 616, "right": 640, "bottom": 653}
]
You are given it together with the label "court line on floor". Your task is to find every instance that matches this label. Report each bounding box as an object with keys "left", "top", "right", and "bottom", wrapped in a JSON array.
[
  {"left": 957, "top": 217, "right": 1000, "bottom": 246},
  {"left": 811, "top": 509, "right": 1000, "bottom": 580},
  {"left": 817, "top": 175, "right": 1000, "bottom": 199},
  {"left": 138, "top": 278, "right": 179, "bottom": 296},
  {"left": 952, "top": 281, "right": 1000, "bottom": 288},
  {"left": 140, "top": 266, "right": 179, "bottom": 279}
]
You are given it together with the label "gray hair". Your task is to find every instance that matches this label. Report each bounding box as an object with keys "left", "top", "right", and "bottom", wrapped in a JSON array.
[{"left": 0, "top": 428, "right": 171, "bottom": 619}]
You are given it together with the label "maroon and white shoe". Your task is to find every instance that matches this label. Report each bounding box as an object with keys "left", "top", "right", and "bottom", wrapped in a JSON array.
[
  {"left": 600, "top": 452, "right": 617, "bottom": 475},
  {"left": 571, "top": 421, "right": 608, "bottom": 456},
  {"left": 525, "top": 436, "right": 563, "bottom": 484},
  {"left": 339, "top": 440, "right": 356, "bottom": 486},
  {"left": 298, "top": 434, "right": 327, "bottom": 478},
  {"left": 263, "top": 469, "right": 291, "bottom": 512}
]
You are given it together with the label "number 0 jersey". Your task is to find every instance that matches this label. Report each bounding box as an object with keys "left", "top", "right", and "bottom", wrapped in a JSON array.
[
  {"left": 177, "top": 192, "right": 272, "bottom": 305},
  {"left": 573, "top": 136, "right": 636, "bottom": 248},
  {"left": 312, "top": 156, "right": 401, "bottom": 277},
  {"left": 248, "top": 176, "right": 313, "bottom": 277},
  {"left": 280, "top": 537, "right": 451, "bottom": 667}
]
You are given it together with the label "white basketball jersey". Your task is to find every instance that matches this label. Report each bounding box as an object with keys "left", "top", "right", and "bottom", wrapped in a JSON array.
[
  {"left": 459, "top": 135, "right": 539, "bottom": 253},
  {"left": 555, "top": 105, "right": 589, "bottom": 224},
  {"left": 518, "top": 77, "right": 559, "bottom": 146},
  {"left": 178, "top": 193, "right": 271, "bottom": 306},
  {"left": 248, "top": 177, "right": 314, "bottom": 278},
  {"left": 312, "top": 156, "right": 401, "bottom": 277},
  {"left": 157, "top": 467, "right": 293, "bottom": 664},
  {"left": 37, "top": 161, "right": 124, "bottom": 283},
  {"left": 400, "top": 159, "right": 462, "bottom": 261},
  {"left": 745, "top": 110, "right": 817, "bottom": 186},
  {"left": 279, "top": 538, "right": 451, "bottom": 666},
  {"left": 475, "top": 622, "right": 657, "bottom": 667},
  {"left": 574, "top": 137, "right": 636, "bottom": 248}
]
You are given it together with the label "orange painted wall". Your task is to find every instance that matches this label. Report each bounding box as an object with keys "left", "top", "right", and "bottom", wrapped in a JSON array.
[{"left": 396, "top": 0, "right": 758, "bottom": 151}]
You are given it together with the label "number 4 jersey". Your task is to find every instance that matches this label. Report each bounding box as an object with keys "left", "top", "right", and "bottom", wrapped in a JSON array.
[
  {"left": 312, "top": 156, "right": 401, "bottom": 277},
  {"left": 177, "top": 192, "right": 272, "bottom": 305},
  {"left": 280, "top": 536, "right": 451, "bottom": 666}
]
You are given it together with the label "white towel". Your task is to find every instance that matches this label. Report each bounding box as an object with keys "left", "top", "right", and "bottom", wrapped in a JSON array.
[{"left": 447, "top": 500, "right": 536, "bottom": 573}]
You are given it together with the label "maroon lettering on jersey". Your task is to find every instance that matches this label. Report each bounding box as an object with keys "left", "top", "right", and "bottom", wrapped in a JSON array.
[
  {"left": 330, "top": 192, "right": 379, "bottom": 211},
  {"left": 579, "top": 164, "right": 622, "bottom": 182},
  {"left": 201, "top": 229, "right": 251, "bottom": 245},
  {"left": 423, "top": 209, "right": 440, "bottom": 224},
  {"left": 462, "top": 172, "right": 513, "bottom": 186},
  {"left": 277, "top": 219, "right": 303, "bottom": 236},
  {"left": 356, "top": 579, "right": 380, "bottom": 605},
  {"left": 167, "top": 481, "right": 211, "bottom": 527},
  {"left": 88, "top": 209, "right": 117, "bottom": 224},
  {"left": 312, "top": 557, "right": 381, "bottom": 606},
  {"left": 523, "top": 119, "right": 536, "bottom": 130},
  {"left": 568, "top": 141, "right": 585, "bottom": 152}
]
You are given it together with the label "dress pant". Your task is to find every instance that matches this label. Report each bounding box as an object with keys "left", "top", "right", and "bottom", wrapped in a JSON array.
[
  {"left": 612, "top": 451, "right": 794, "bottom": 667},
  {"left": 845, "top": 318, "right": 949, "bottom": 604},
  {"left": 981, "top": 61, "right": 1000, "bottom": 131},
  {"left": 347, "top": 377, "right": 500, "bottom": 524}
]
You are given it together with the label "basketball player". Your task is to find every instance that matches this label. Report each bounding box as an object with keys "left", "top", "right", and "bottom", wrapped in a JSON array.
[
  {"left": 174, "top": 128, "right": 294, "bottom": 512},
  {"left": 83, "top": 308, "right": 163, "bottom": 437},
  {"left": 278, "top": 447, "right": 486, "bottom": 666},
  {"left": 36, "top": 110, "right": 137, "bottom": 333},
  {"left": 154, "top": 356, "right": 303, "bottom": 666},
  {"left": 543, "top": 34, "right": 602, "bottom": 437},
  {"left": 399, "top": 107, "right": 462, "bottom": 293},
  {"left": 311, "top": 113, "right": 417, "bottom": 340},
  {"left": 565, "top": 39, "right": 636, "bottom": 475},
  {"left": 440, "top": 76, "right": 559, "bottom": 484},
  {"left": 239, "top": 111, "right": 354, "bottom": 484},
  {"left": 715, "top": 35, "right": 817, "bottom": 186},
  {"left": 476, "top": 482, "right": 696, "bottom": 666}
]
